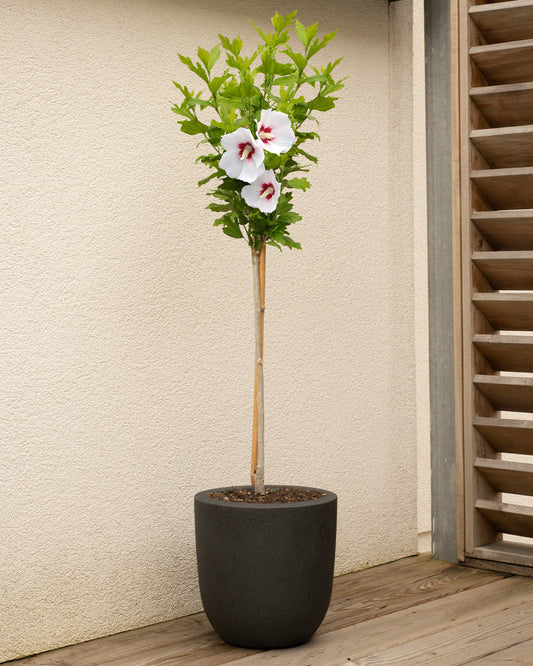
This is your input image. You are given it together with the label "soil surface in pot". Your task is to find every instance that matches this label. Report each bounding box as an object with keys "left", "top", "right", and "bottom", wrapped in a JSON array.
[{"left": 208, "top": 487, "right": 326, "bottom": 503}]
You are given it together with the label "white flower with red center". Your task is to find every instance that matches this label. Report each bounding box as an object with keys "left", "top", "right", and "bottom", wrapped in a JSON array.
[
  {"left": 241, "top": 170, "right": 281, "bottom": 213},
  {"left": 256, "top": 109, "right": 296, "bottom": 155},
  {"left": 219, "top": 128, "right": 265, "bottom": 183}
]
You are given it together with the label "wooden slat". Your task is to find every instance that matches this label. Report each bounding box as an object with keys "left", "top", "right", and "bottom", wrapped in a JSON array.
[
  {"left": 471, "top": 251, "right": 533, "bottom": 289},
  {"left": 467, "top": 638, "right": 533, "bottom": 665},
  {"left": 469, "top": 1, "right": 533, "bottom": 44},
  {"left": 470, "top": 39, "right": 533, "bottom": 85},
  {"left": 470, "top": 540, "right": 533, "bottom": 569},
  {"left": 474, "top": 374, "right": 533, "bottom": 413},
  {"left": 317, "top": 602, "right": 533, "bottom": 666},
  {"left": 470, "top": 127, "right": 533, "bottom": 169},
  {"left": 474, "top": 416, "right": 533, "bottom": 454},
  {"left": 472, "top": 210, "right": 533, "bottom": 249},
  {"left": 473, "top": 292, "right": 533, "bottom": 330},
  {"left": 470, "top": 82, "right": 533, "bottom": 127},
  {"left": 475, "top": 457, "right": 533, "bottom": 495},
  {"left": 471, "top": 168, "right": 533, "bottom": 209},
  {"left": 464, "top": 0, "right": 533, "bottom": 565},
  {"left": 473, "top": 334, "right": 533, "bottom": 371},
  {"left": 476, "top": 498, "right": 533, "bottom": 537},
  {"left": 322, "top": 555, "right": 500, "bottom": 635}
]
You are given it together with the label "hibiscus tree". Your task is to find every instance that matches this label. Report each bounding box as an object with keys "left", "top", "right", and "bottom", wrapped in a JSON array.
[{"left": 172, "top": 11, "right": 344, "bottom": 495}]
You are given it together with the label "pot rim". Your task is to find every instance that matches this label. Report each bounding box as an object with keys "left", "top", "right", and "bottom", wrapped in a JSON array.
[{"left": 195, "top": 485, "right": 337, "bottom": 508}]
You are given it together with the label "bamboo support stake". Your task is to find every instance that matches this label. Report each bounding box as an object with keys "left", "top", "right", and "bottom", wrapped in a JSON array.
[{"left": 251, "top": 243, "right": 265, "bottom": 495}]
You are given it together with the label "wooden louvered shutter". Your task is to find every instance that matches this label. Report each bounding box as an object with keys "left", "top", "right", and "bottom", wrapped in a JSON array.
[{"left": 459, "top": 0, "right": 533, "bottom": 573}]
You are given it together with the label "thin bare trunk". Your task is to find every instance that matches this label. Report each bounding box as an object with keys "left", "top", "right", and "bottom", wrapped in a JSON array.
[
  {"left": 251, "top": 243, "right": 265, "bottom": 486},
  {"left": 251, "top": 244, "right": 265, "bottom": 495}
]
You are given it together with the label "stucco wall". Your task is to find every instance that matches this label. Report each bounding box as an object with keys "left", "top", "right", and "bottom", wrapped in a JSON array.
[
  {"left": 389, "top": 0, "right": 431, "bottom": 553},
  {"left": 1, "top": 0, "right": 428, "bottom": 660}
]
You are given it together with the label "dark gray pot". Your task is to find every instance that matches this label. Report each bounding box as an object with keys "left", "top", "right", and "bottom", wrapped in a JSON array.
[{"left": 194, "top": 485, "right": 337, "bottom": 649}]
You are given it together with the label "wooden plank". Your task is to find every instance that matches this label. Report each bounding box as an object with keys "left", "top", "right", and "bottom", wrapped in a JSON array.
[
  {"left": 470, "top": 82, "right": 533, "bottom": 127},
  {"left": 472, "top": 209, "right": 533, "bottom": 249},
  {"left": 471, "top": 168, "right": 533, "bottom": 209},
  {"left": 471, "top": 251, "right": 533, "bottom": 289},
  {"left": 472, "top": 292, "right": 533, "bottom": 330},
  {"left": 474, "top": 374, "right": 533, "bottom": 413},
  {"left": 475, "top": 457, "right": 533, "bottom": 495},
  {"left": 10, "top": 556, "right": 503, "bottom": 666},
  {"left": 470, "top": 39, "right": 533, "bottom": 85},
  {"left": 474, "top": 416, "right": 533, "bottom": 453},
  {"left": 465, "top": 555, "right": 533, "bottom": 576},
  {"left": 476, "top": 498, "right": 533, "bottom": 536},
  {"left": 321, "top": 600, "right": 533, "bottom": 666},
  {"left": 470, "top": 539, "right": 533, "bottom": 568},
  {"left": 469, "top": 1, "right": 533, "bottom": 44},
  {"left": 473, "top": 333, "right": 533, "bottom": 371},
  {"left": 467, "top": 637, "right": 533, "bottom": 665},
  {"left": 320, "top": 557, "right": 503, "bottom": 635},
  {"left": 227, "top": 577, "right": 533, "bottom": 666},
  {"left": 470, "top": 127, "right": 533, "bottom": 169}
]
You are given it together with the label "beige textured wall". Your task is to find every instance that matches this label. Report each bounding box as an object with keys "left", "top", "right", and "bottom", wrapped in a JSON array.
[
  {"left": 389, "top": 0, "right": 431, "bottom": 553},
  {"left": 2, "top": 0, "right": 428, "bottom": 660}
]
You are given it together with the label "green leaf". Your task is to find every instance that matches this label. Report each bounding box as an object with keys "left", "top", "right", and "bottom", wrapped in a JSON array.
[
  {"left": 232, "top": 37, "right": 244, "bottom": 56},
  {"left": 208, "top": 44, "right": 221, "bottom": 70},
  {"left": 218, "top": 34, "right": 232, "bottom": 51},
  {"left": 198, "top": 172, "right": 219, "bottom": 187},
  {"left": 302, "top": 74, "right": 328, "bottom": 86},
  {"left": 274, "top": 62, "right": 294, "bottom": 76},
  {"left": 306, "top": 23, "right": 318, "bottom": 44},
  {"left": 206, "top": 125, "right": 224, "bottom": 142},
  {"left": 170, "top": 104, "right": 192, "bottom": 119},
  {"left": 294, "top": 20, "right": 308, "bottom": 47},
  {"left": 222, "top": 220, "right": 243, "bottom": 238},
  {"left": 185, "top": 95, "right": 212, "bottom": 110},
  {"left": 307, "top": 95, "right": 337, "bottom": 112},
  {"left": 326, "top": 56, "right": 344, "bottom": 73},
  {"left": 296, "top": 148, "right": 318, "bottom": 164},
  {"left": 266, "top": 238, "right": 283, "bottom": 251},
  {"left": 282, "top": 48, "right": 306, "bottom": 71},
  {"left": 273, "top": 74, "right": 297, "bottom": 87},
  {"left": 308, "top": 30, "right": 338, "bottom": 59},
  {"left": 296, "top": 130, "right": 320, "bottom": 141},
  {"left": 269, "top": 230, "right": 302, "bottom": 249},
  {"left": 276, "top": 212, "right": 302, "bottom": 224},
  {"left": 178, "top": 53, "right": 210, "bottom": 83},
  {"left": 271, "top": 12, "right": 284, "bottom": 32},
  {"left": 179, "top": 118, "right": 209, "bottom": 135},
  {"left": 258, "top": 50, "right": 275, "bottom": 76},
  {"left": 264, "top": 153, "right": 282, "bottom": 170},
  {"left": 207, "top": 202, "right": 232, "bottom": 212},
  {"left": 292, "top": 103, "right": 308, "bottom": 122},
  {"left": 240, "top": 71, "right": 257, "bottom": 99},
  {"left": 285, "top": 177, "right": 311, "bottom": 191},
  {"left": 196, "top": 153, "right": 220, "bottom": 166},
  {"left": 197, "top": 47, "right": 210, "bottom": 70},
  {"left": 249, "top": 18, "right": 270, "bottom": 44}
]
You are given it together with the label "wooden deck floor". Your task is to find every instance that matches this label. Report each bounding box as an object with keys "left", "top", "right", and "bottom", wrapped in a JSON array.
[{"left": 8, "top": 553, "right": 533, "bottom": 665}]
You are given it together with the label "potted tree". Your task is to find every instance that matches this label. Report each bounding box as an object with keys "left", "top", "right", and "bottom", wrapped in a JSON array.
[{"left": 172, "top": 11, "right": 344, "bottom": 649}]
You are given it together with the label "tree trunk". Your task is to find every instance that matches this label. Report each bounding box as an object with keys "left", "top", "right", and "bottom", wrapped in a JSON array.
[{"left": 251, "top": 243, "right": 265, "bottom": 495}]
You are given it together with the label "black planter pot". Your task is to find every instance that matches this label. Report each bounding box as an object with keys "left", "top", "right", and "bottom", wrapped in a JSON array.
[{"left": 194, "top": 485, "right": 337, "bottom": 650}]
